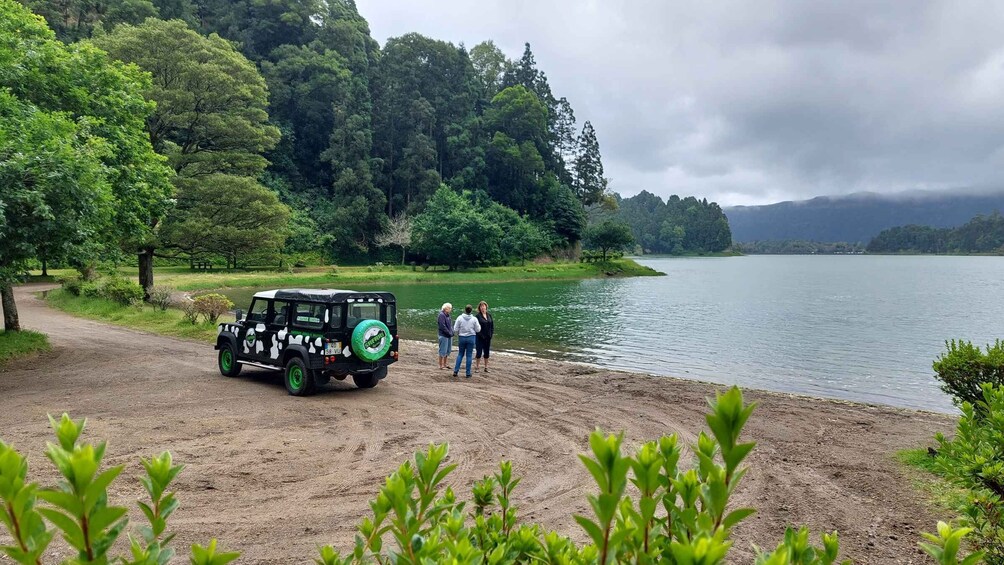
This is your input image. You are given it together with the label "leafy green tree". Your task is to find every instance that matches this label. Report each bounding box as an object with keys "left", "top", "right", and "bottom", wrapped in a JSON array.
[
  {"left": 94, "top": 18, "right": 280, "bottom": 285},
  {"left": 502, "top": 217, "right": 551, "bottom": 265},
  {"left": 23, "top": 0, "right": 158, "bottom": 42},
  {"left": 585, "top": 220, "right": 634, "bottom": 260},
  {"left": 1, "top": 0, "right": 170, "bottom": 324},
  {"left": 411, "top": 186, "right": 504, "bottom": 269},
  {"left": 159, "top": 175, "right": 290, "bottom": 268},
  {"left": 469, "top": 40, "right": 510, "bottom": 102},
  {"left": 261, "top": 42, "right": 352, "bottom": 195}
]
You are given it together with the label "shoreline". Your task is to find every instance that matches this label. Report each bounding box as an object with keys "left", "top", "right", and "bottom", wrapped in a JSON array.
[{"left": 39, "top": 285, "right": 955, "bottom": 416}]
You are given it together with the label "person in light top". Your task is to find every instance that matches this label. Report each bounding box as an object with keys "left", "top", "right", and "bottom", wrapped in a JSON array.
[{"left": 452, "top": 304, "right": 481, "bottom": 378}]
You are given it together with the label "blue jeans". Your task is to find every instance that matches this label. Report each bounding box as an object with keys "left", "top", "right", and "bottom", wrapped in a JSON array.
[{"left": 454, "top": 335, "right": 475, "bottom": 376}]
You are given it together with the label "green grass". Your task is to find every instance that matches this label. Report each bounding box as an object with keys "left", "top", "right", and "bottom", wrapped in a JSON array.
[
  {"left": 46, "top": 289, "right": 219, "bottom": 344},
  {"left": 145, "top": 259, "right": 663, "bottom": 292},
  {"left": 896, "top": 448, "right": 968, "bottom": 516},
  {"left": 0, "top": 329, "right": 51, "bottom": 364}
]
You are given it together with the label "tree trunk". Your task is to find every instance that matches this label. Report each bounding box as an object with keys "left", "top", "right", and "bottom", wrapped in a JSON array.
[
  {"left": 138, "top": 247, "right": 155, "bottom": 301},
  {"left": 1, "top": 282, "right": 20, "bottom": 332},
  {"left": 401, "top": 246, "right": 406, "bottom": 265},
  {"left": 41, "top": 256, "right": 48, "bottom": 277}
]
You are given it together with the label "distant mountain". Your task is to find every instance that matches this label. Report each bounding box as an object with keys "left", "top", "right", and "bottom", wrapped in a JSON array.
[{"left": 725, "top": 190, "right": 1004, "bottom": 243}]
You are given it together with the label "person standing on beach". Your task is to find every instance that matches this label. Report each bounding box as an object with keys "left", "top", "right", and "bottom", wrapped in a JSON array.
[
  {"left": 437, "top": 303, "right": 453, "bottom": 369},
  {"left": 452, "top": 304, "right": 481, "bottom": 378},
  {"left": 474, "top": 301, "right": 494, "bottom": 373}
]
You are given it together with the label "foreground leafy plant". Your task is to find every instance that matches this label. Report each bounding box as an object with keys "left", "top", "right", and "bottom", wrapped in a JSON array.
[
  {"left": 934, "top": 340, "right": 1004, "bottom": 409},
  {"left": 0, "top": 414, "right": 238, "bottom": 565},
  {"left": 936, "top": 383, "right": 1004, "bottom": 561}
]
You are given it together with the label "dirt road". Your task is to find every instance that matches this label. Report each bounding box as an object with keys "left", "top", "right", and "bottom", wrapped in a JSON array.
[{"left": 1, "top": 284, "right": 954, "bottom": 563}]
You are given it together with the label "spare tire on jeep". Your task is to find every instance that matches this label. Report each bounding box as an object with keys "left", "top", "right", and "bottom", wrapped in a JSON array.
[{"left": 351, "top": 319, "right": 392, "bottom": 362}]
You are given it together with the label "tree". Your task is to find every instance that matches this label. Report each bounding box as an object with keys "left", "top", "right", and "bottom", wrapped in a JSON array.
[
  {"left": 501, "top": 217, "right": 551, "bottom": 265},
  {"left": 94, "top": 18, "right": 280, "bottom": 288},
  {"left": 573, "top": 121, "right": 608, "bottom": 206},
  {"left": 1, "top": 0, "right": 165, "bottom": 330},
  {"left": 411, "top": 187, "right": 504, "bottom": 269},
  {"left": 585, "top": 220, "right": 634, "bottom": 261},
  {"left": 469, "top": 40, "right": 509, "bottom": 101},
  {"left": 376, "top": 215, "right": 413, "bottom": 265},
  {"left": 158, "top": 175, "right": 290, "bottom": 269}
]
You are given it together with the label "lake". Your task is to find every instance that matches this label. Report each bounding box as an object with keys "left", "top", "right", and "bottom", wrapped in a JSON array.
[{"left": 219, "top": 256, "right": 1004, "bottom": 412}]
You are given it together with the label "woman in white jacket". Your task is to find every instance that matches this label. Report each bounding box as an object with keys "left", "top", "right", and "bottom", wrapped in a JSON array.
[{"left": 452, "top": 304, "right": 481, "bottom": 378}]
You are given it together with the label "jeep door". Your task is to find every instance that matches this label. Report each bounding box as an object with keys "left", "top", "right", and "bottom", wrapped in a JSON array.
[
  {"left": 242, "top": 298, "right": 272, "bottom": 360},
  {"left": 259, "top": 299, "right": 290, "bottom": 364}
]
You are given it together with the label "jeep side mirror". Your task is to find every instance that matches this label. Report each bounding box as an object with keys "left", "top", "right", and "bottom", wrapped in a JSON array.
[{"left": 235, "top": 309, "right": 243, "bottom": 322}]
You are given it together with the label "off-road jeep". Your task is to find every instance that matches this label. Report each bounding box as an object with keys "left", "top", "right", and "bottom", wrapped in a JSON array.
[{"left": 215, "top": 288, "right": 398, "bottom": 395}]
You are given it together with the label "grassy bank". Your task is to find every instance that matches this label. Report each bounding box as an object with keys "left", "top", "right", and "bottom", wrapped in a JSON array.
[
  {"left": 896, "top": 448, "right": 966, "bottom": 515},
  {"left": 46, "top": 290, "right": 219, "bottom": 344},
  {"left": 151, "top": 259, "right": 662, "bottom": 291},
  {"left": 33, "top": 259, "right": 661, "bottom": 292},
  {"left": 0, "top": 329, "right": 51, "bottom": 364}
]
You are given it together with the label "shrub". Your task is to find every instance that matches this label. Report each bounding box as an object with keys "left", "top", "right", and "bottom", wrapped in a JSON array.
[
  {"left": 148, "top": 285, "right": 175, "bottom": 311},
  {"left": 193, "top": 293, "right": 233, "bottom": 324},
  {"left": 181, "top": 300, "right": 200, "bottom": 325},
  {"left": 934, "top": 340, "right": 1004, "bottom": 408},
  {"left": 0, "top": 414, "right": 238, "bottom": 565},
  {"left": 936, "top": 382, "right": 1004, "bottom": 561},
  {"left": 102, "top": 277, "right": 144, "bottom": 305},
  {"left": 81, "top": 281, "right": 102, "bottom": 298},
  {"left": 58, "top": 275, "right": 82, "bottom": 296}
]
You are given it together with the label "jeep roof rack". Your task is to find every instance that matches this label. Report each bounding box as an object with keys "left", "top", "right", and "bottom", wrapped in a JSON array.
[{"left": 253, "top": 288, "right": 395, "bottom": 302}]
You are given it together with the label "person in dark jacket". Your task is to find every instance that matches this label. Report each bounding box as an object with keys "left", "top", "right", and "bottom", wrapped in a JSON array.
[
  {"left": 474, "top": 301, "right": 494, "bottom": 373},
  {"left": 437, "top": 303, "right": 453, "bottom": 369}
]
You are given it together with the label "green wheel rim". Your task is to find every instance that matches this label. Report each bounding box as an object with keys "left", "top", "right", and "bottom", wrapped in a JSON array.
[
  {"left": 289, "top": 365, "right": 304, "bottom": 390},
  {"left": 221, "top": 349, "right": 233, "bottom": 371}
]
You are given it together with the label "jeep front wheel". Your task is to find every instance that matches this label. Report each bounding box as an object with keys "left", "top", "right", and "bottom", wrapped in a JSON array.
[
  {"left": 218, "top": 343, "right": 241, "bottom": 377},
  {"left": 284, "top": 357, "right": 315, "bottom": 396}
]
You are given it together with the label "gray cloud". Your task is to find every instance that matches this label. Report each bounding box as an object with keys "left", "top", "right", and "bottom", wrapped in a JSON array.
[{"left": 356, "top": 0, "right": 1004, "bottom": 205}]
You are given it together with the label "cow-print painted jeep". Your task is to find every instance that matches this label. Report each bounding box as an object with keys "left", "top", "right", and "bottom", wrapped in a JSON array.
[{"left": 215, "top": 289, "right": 398, "bottom": 395}]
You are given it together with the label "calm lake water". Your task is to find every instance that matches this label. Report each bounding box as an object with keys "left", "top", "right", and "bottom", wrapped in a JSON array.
[{"left": 220, "top": 256, "right": 1004, "bottom": 412}]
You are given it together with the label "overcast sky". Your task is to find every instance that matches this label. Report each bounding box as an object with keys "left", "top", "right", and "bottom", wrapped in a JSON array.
[{"left": 356, "top": 1, "right": 1004, "bottom": 206}]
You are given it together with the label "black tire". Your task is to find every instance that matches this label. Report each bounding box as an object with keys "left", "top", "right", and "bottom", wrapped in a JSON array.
[
  {"left": 218, "top": 342, "right": 241, "bottom": 377},
  {"left": 284, "top": 357, "right": 315, "bottom": 396},
  {"left": 352, "top": 371, "right": 379, "bottom": 389}
]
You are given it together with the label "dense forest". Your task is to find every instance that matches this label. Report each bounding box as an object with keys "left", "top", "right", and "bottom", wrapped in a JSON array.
[
  {"left": 599, "top": 191, "right": 732, "bottom": 254},
  {"left": 8, "top": 0, "right": 610, "bottom": 276},
  {"left": 726, "top": 191, "right": 1004, "bottom": 243},
  {"left": 735, "top": 241, "right": 864, "bottom": 255},
  {"left": 866, "top": 212, "right": 1004, "bottom": 254}
]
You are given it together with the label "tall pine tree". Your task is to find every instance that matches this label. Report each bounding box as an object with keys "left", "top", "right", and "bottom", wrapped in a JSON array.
[{"left": 574, "top": 121, "right": 607, "bottom": 206}]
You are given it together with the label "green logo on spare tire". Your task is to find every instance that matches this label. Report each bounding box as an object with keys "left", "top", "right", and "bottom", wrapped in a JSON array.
[{"left": 351, "top": 319, "right": 392, "bottom": 362}]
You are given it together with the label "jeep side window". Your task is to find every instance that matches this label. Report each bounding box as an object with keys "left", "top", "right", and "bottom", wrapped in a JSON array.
[
  {"left": 329, "top": 305, "right": 344, "bottom": 329},
  {"left": 292, "top": 302, "right": 325, "bottom": 331},
  {"left": 385, "top": 304, "right": 397, "bottom": 327},
  {"left": 246, "top": 299, "right": 270, "bottom": 324},
  {"left": 272, "top": 301, "right": 291, "bottom": 326},
  {"left": 347, "top": 302, "right": 379, "bottom": 328}
]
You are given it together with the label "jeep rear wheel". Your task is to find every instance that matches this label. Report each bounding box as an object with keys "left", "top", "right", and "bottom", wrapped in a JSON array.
[
  {"left": 218, "top": 343, "right": 241, "bottom": 377},
  {"left": 353, "top": 367, "right": 386, "bottom": 389},
  {"left": 357, "top": 371, "right": 379, "bottom": 389},
  {"left": 284, "top": 357, "right": 315, "bottom": 396}
]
